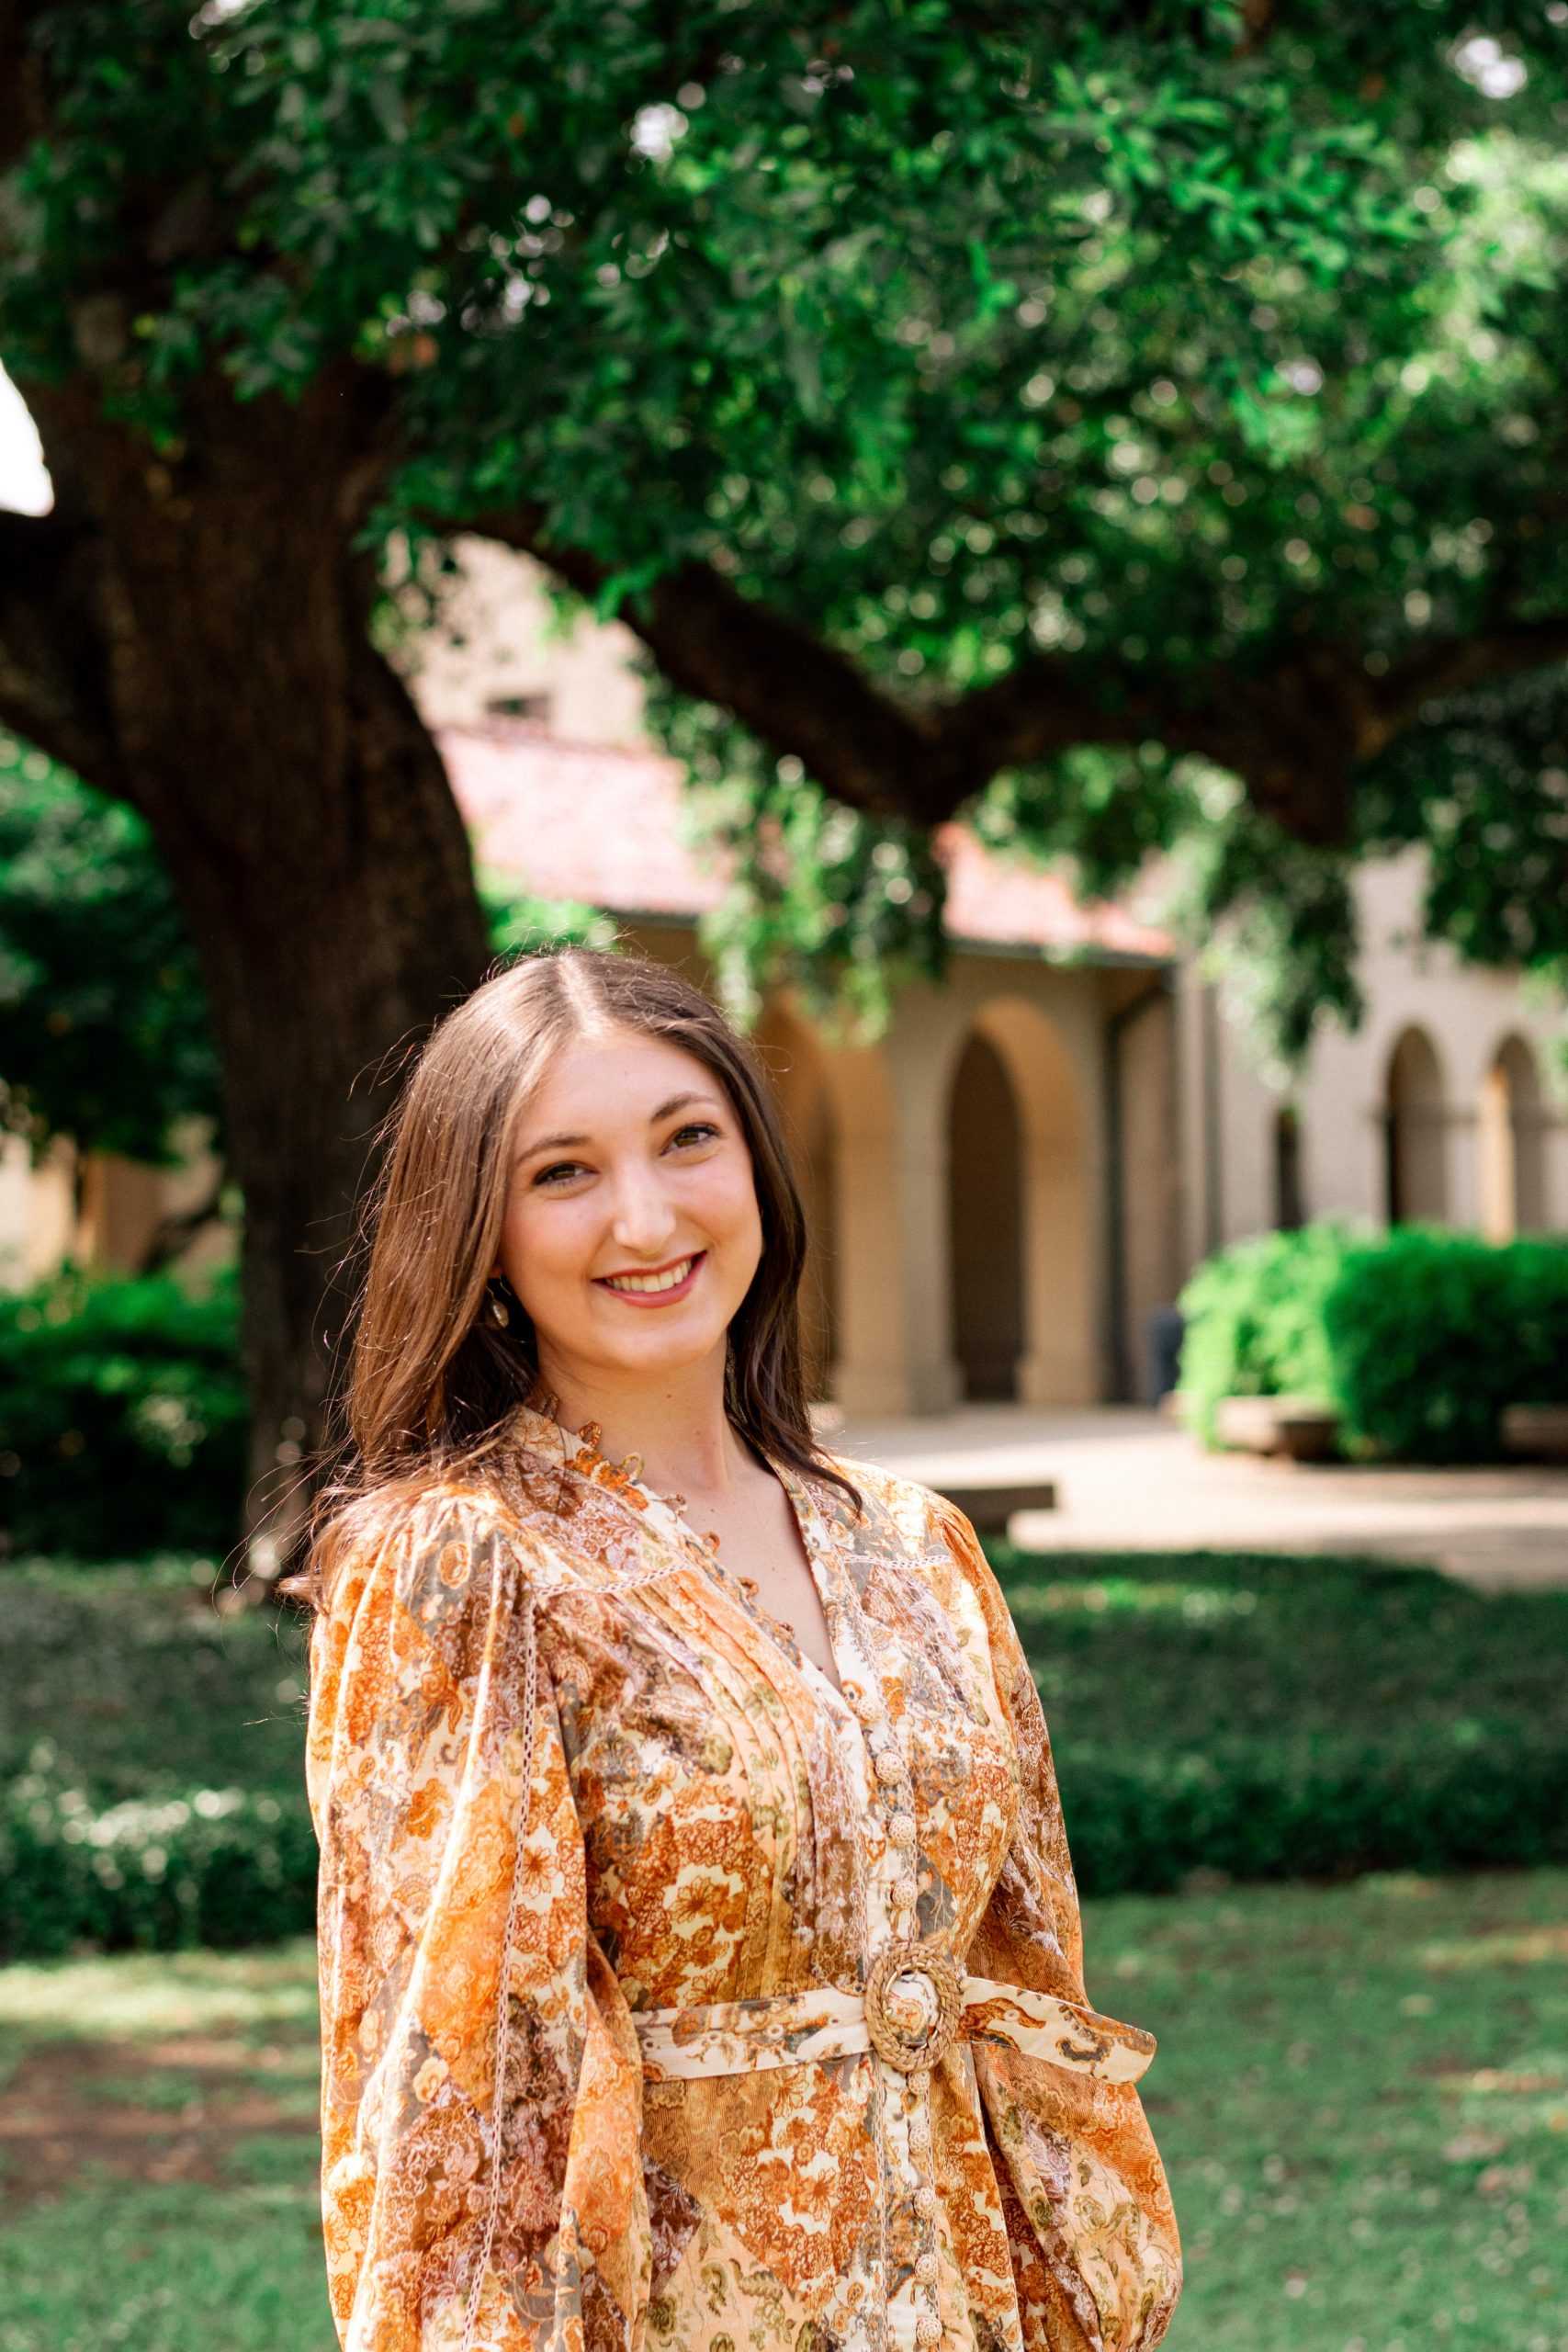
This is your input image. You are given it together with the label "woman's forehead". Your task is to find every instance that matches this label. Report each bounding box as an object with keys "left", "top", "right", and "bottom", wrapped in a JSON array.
[{"left": 512, "top": 1032, "right": 726, "bottom": 1155}]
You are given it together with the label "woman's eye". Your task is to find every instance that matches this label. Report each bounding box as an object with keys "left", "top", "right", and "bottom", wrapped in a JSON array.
[{"left": 533, "top": 1125, "right": 718, "bottom": 1189}]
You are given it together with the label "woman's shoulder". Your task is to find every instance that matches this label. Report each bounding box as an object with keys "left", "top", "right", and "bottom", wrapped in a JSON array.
[
  {"left": 807, "top": 1443, "right": 982, "bottom": 1560},
  {"left": 330, "top": 1467, "right": 511, "bottom": 1558},
  {"left": 313, "top": 1460, "right": 568, "bottom": 1626}
]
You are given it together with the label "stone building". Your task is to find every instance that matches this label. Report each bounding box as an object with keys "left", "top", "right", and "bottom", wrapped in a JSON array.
[{"left": 6, "top": 543, "right": 1564, "bottom": 1411}]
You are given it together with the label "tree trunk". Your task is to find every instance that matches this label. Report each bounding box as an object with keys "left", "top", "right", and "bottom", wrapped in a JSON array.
[
  {"left": 179, "top": 650, "right": 490, "bottom": 1589},
  {"left": 25, "top": 374, "right": 492, "bottom": 1584}
]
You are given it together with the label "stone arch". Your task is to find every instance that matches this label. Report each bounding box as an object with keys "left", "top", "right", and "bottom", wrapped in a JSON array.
[
  {"left": 946, "top": 1029, "right": 1025, "bottom": 1398},
  {"left": 1382, "top": 1024, "right": 1449, "bottom": 1225},
  {"left": 1478, "top": 1031, "right": 1547, "bottom": 1240},
  {"left": 948, "top": 995, "right": 1093, "bottom": 1406}
]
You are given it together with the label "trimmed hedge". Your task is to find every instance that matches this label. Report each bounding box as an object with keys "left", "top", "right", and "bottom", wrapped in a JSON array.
[
  {"left": 0, "top": 1778, "right": 317, "bottom": 1959},
  {"left": 1002, "top": 1544, "right": 1568, "bottom": 1895},
  {"left": 0, "top": 1261, "right": 247, "bottom": 1556},
  {"left": 1175, "top": 1221, "right": 1356, "bottom": 1447},
  {"left": 4, "top": 1544, "right": 1567, "bottom": 1954},
  {"left": 1326, "top": 1227, "right": 1568, "bottom": 1464},
  {"left": 1056, "top": 1725, "right": 1568, "bottom": 1896},
  {"left": 1179, "top": 1220, "right": 1568, "bottom": 1464}
]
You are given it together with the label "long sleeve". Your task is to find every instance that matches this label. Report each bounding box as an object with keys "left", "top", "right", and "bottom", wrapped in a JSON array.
[
  {"left": 305, "top": 1487, "right": 652, "bottom": 2352},
  {"left": 932, "top": 1494, "right": 1183, "bottom": 2352}
]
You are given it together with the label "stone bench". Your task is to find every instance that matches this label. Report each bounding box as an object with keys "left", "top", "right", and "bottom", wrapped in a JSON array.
[{"left": 930, "top": 1478, "right": 1059, "bottom": 1534}]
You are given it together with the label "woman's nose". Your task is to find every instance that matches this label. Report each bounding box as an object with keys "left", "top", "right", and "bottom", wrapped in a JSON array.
[{"left": 608, "top": 1172, "right": 679, "bottom": 1249}]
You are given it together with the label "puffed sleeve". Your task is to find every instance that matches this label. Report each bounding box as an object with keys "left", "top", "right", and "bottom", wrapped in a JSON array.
[
  {"left": 931, "top": 1493, "right": 1183, "bottom": 2352},
  {"left": 305, "top": 1487, "right": 652, "bottom": 2352}
]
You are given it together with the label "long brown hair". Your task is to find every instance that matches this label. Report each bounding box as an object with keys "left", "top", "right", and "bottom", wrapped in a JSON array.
[{"left": 291, "top": 942, "right": 863, "bottom": 1610}]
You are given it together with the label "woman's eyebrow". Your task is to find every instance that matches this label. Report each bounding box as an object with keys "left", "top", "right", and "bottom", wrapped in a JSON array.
[{"left": 514, "top": 1091, "right": 724, "bottom": 1163}]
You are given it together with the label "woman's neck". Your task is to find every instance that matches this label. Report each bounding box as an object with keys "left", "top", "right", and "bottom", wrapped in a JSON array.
[{"left": 538, "top": 1357, "right": 756, "bottom": 1501}]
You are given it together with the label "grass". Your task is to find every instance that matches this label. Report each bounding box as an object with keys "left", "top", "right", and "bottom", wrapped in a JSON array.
[
  {"left": 991, "top": 1542, "right": 1568, "bottom": 1748},
  {"left": 4, "top": 1546, "right": 1566, "bottom": 2342},
  {"left": 0, "top": 1869, "right": 1564, "bottom": 2351}
]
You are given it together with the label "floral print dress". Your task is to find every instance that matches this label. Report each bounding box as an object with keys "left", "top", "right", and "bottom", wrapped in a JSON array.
[{"left": 305, "top": 1393, "right": 1182, "bottom": 2352}]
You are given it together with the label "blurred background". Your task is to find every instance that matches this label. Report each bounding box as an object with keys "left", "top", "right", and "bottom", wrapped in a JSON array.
[{"left": 2, "top": 6, "right": 1566, "bottom": 2348}]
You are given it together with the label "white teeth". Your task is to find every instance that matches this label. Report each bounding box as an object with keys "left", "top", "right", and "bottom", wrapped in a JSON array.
[{"left": 603, "top": 1255, "right": 697, "bottom": 1295}]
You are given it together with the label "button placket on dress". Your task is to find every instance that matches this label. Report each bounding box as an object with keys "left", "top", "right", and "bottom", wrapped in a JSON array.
[
  {"left": 512, "top": 1396, "right": 955, "bottom": 2352},
  {"left": 768, "top": 1458, "right": 950, "bottom": 2352}
]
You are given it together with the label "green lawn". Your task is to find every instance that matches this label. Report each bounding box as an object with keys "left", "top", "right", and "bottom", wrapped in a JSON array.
[
  {"left": 5, "top": 1539, "right": 1563, "bottom": 2342},
  {"left": 1, "top": 1867, "right": 1564, "bottom": 2352}
]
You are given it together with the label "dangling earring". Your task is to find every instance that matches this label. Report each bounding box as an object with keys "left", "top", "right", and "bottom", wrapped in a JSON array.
[{"left": 488, "top": 1285, "right": 511, "bottom": 1329}]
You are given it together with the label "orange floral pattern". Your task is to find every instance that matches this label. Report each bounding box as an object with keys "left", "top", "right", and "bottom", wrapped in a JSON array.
[{"left": 306, "top": 1396, "right": 1181, "bottom": 2351}]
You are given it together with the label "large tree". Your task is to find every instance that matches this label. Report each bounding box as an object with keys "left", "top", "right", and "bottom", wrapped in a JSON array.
[{"left": 5, "top": 1, "right": 1568, "bottom": 1566}]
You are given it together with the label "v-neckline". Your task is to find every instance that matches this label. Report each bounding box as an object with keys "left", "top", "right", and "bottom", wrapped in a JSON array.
[
  {"left": 737, "top": 1454, "right": 851, "bottom": 1710},
  {"left": 510, "top": 1395, "right": 860, "bottom": 1719}
]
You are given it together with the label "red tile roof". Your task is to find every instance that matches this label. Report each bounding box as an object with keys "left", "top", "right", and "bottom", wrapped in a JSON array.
[{"left": 442, "top": 723, "right": 1175, "bottom": 960}]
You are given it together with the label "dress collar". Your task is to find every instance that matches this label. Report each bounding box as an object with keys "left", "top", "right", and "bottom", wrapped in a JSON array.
[
  {"left": 506, "top": 1383, "right": 879, "bottom": 1729},
  {"left": 506, "top": 1380, "right": 817, "bottom": 1540}
]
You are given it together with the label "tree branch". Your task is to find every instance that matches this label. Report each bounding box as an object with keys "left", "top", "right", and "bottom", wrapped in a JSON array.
[
  {"left": 475, "top": 508, "right": 1568, "bottom": 848},
  {"left": 1371, "top": 617, "right": 1568, "bottom": 746},
  {"left": 469, "top": 505, "right": 949, "bottom": 825}
]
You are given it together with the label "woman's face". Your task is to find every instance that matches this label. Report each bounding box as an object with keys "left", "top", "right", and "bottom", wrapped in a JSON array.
[{"left": 493, "top": 1025, "right": 765, "bottom": 1394}]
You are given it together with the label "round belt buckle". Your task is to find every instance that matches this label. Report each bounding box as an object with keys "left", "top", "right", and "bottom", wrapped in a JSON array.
[{"left": 863, "top": 1939, "right": 964, "bottom": 2074}]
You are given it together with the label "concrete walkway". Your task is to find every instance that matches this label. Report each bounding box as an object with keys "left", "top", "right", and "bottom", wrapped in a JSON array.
[{"left": 810, "top": 1399, "right": 1568, "bottom": 1593}]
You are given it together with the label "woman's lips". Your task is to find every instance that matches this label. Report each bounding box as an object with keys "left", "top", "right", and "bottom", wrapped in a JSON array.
[{"left": 594, "top": 1250, "right": 707, "bottom": 1306}]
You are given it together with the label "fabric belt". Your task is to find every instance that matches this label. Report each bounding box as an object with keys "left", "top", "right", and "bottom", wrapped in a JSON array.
[{"left": 630, "top": 1942, "right": 1156, "bottom": 2086}]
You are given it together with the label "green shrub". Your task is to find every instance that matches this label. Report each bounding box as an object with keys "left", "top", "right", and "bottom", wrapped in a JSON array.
[
  {"left": 0, "top": 1776, "right": 316, "bottom": 1958},
  {"left": 1002, "top": 1544, "right": 1568, "bottom": 1896},
  {"left": 1175, "top": 1220, "right": 1366, "bottom": 1446},
  {"left": 1178, "top": 1220, "right": 1568, "bottom": 1464},
  {"left": 1327, "top": 1226, "right": 1568, "bottom": 1464},
  {"left": 4, "top": 1545, "right": 1567, "bottom": 1955},
  {"left": 1059, "top": 1724, "right": 1568, "bottom": 1895},
  {"left": 0, "top": 1263, "right": 247, "bottom": 1557}
]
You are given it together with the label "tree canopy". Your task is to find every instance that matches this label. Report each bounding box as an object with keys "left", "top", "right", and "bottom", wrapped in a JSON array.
[
  {"left": 6, "top": 1, "right": 1568, "bottom": 1544},
  {"left": 7, "top": 4, "right": 1568, "bottom": 1070}
]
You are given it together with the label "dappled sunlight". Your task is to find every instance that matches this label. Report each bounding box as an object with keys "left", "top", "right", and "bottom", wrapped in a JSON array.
[
  {"left": 1006, "top": 1577, "right": 1262, "bottom": 1623},
  {"left": 1434, "top": 2064, "right": 1568, "bottom": 2099},
  {"left": 0, "top": 1939, "right": 318, "bottom": 2043},
  {"left": 1419, "top": 1924, "right": 1568, "bottom": 1971}
]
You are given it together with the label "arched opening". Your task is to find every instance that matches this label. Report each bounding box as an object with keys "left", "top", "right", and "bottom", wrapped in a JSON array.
[
  {"left": 946, "top": 997, "right": 1092, "bottom": 1405},
  {"left": 1383, "top": 1026, "right": 1448, "bottom": 1225},
  {"left": 1272, "top": 1102, "right": 1304, "bottom": 1231},
  {"left": 946, "top": 1031, "right": 1025, "bottom": 1399},
  {"left": 1479, "top": 1032, "right": 1547, "bottom": 1241}
]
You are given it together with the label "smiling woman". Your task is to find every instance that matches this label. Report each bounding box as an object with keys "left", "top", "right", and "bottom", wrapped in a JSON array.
[
  {"left": 491, "top": 1034, "right": 770, "bottom": 1454},
  {"left": 294, "top": 944, "right": 1181, "bottom": 2352}
]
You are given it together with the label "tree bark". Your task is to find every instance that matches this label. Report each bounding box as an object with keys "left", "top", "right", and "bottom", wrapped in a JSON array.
[{"left": 12, "top": 373, "right": 491, "bottom": 1584}]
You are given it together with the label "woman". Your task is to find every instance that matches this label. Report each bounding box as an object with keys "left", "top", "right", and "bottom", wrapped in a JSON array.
[{"left": 302, "top": 944, "right": 1182, "bottom": 2352}]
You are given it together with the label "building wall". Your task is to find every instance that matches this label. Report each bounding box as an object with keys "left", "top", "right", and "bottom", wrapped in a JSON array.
[
  {"left": 1111, "top": 973, "right": 1184, "bottom": 1398},
  {"left": 1181, "top": 845, "right": 1568, "bottom": 1254},
  {"left": 0, "top": 1133, "right": 74, "bottom": 1287},
  {"left": 397, "top": 537, "right": 648, "bottom": 745}
]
